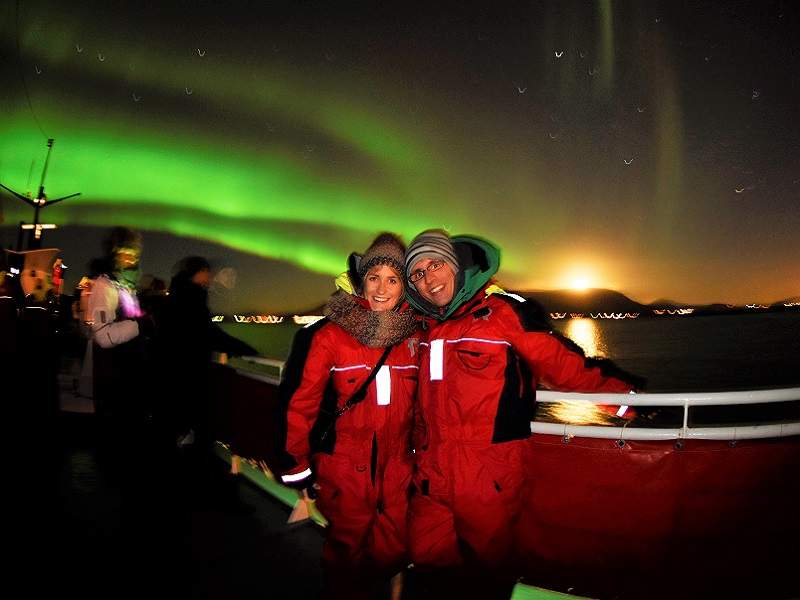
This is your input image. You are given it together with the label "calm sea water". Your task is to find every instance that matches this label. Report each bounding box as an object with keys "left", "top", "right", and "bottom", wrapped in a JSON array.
[{"left": 221, "top": 312, "right": 800, "bottom": 393}]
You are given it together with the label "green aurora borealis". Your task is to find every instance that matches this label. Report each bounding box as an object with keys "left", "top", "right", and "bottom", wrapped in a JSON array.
[{"left": 1, "top": 1, "right": 798, "bottom": 308}]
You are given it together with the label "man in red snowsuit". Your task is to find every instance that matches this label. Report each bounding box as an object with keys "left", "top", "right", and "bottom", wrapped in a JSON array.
[{"left": 404, "top": 230, "right": 638, "bottom": 597}]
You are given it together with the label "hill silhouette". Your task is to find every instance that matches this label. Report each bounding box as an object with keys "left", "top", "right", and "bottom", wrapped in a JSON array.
[
  {"left": 515, "top": 288, "right": 648, "bottom": 314},
  {"left": 250, "top": 289, "right": 799, "bottom": 317}
]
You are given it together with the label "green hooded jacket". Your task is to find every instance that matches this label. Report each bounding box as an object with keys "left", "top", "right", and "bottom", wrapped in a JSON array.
[{"left": 405, "top": 235, "right": 500, "bottom": 321}]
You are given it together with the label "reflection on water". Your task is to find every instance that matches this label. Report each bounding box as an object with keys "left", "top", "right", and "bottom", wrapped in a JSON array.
[
  {"left": 227, "top": 313, "right": 800, "bottom": 392},
  {"left": 539, "top": 400, "right": 616, "bottom": 426},
  {"left": 562, "top": 318, "right": 608, "bottom": 358},
  {"left": 535, "top": 400, "right": 685, "bottom": 428}
]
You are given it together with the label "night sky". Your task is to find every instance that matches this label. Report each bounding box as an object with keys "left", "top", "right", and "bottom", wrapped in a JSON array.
[{"left": 1, "top": 0, "right": 798, "bottom": 312}]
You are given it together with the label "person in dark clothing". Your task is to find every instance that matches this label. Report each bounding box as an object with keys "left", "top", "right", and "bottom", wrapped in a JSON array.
[
  {"left": 83, "top": 227, "right": 178, "bottom": 583},
  {"left": 157, "top": 256, "right": 257, "bottom": 505},
  {"left": 87, "top": 227, "right": 153, "bottom": 431}
]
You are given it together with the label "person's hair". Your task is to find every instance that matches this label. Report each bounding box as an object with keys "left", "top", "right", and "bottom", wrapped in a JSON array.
[
  {"left": 101, "top": 227, "right": 142, "bottom": 259},
  {"left": 169, "top": 256, "right": 211, "bottom": 293},
  {"left": 173, "top": 256, "right": 210, "bottom": 279},
  {"left": 87, "top": 257, "right": 112, "bottom": 277}
]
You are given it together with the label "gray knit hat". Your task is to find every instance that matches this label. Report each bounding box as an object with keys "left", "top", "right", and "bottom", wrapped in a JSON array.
[{"left": 405, "top": 230, "right": 459, "bottom": 284}]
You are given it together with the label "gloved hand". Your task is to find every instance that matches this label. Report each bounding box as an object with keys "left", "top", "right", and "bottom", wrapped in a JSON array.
[
  {"left": 597, "top": 403, "right": 637, "bottom": 420},
  {"left": 306, "top": 483, "right": 319, "bottom": 500}
]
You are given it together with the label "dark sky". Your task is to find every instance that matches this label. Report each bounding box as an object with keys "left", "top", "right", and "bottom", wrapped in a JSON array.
[{"left": 1, "top": 0, "right": 798, "bottom": 311}]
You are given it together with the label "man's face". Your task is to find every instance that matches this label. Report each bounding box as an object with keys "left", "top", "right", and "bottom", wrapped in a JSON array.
[{"left": 410, "top": 257, "right": 456, "bottom": 307}]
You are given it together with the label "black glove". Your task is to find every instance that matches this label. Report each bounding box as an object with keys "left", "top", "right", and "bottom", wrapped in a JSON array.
[{"left": 307, "top": 483, "right": 319, "bottom": 500}]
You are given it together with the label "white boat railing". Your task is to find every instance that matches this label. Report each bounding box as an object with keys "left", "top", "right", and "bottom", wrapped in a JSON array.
[
  {"left": 225, "top": 355, "right": 800, "bottom": 442},
  {"left": 537, "top": 388, "right": 800, "bottom": 406},
  {"left": 535, "top": 389, "right": 800, "bottom": 441}
]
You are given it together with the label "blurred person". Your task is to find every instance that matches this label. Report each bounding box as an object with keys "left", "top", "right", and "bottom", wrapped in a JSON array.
[
  {"left": 403, "top": 230, "right": 641, "bottom": 599},
  {"left": 83, "top": 227, "right": 170, "bottom": 582},
  {"left": 137, "top": 274, "right": 168, "bottom": 341},
  {"left": 277, "top": 233, "right": 419, "bottom": 599},
  {"left": 138, "top": 273, "right": 167, "bottom": 311},
  {"left": 86, "top": 227, "right": 153, "bottom": 429},
  {"left": 157, "top": 256, "right": 256, "bottom": 506}
]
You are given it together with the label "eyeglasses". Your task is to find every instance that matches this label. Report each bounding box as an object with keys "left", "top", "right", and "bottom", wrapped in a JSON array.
[{"left": 408, "top": 260, "right": 445, "bottom": 283}]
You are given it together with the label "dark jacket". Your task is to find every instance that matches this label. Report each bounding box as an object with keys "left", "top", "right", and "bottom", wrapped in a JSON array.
[{"left": 160, "top": 277, "right": 256, "bottom": 367}]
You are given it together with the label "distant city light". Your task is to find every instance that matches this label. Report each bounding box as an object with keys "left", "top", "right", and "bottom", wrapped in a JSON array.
[
  {"left": 233, "top": 314, "right": 285, "bottom": 324},
  {"left": 293, "top": 315, "right": 324, "bottom": 325},
  {"left": 652, "top": 308, "right": 695, "bottom": 316}
]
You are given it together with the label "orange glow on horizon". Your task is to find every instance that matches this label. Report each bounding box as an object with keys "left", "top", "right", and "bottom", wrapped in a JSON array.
[
  {"left": 570, "top": 277, "right": 591, "bottom": 291},
  {"left": 558, "top": 262, "right": 602, "bottom": 292}
]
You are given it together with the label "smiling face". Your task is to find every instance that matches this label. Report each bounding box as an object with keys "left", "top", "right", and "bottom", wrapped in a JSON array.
[
  {"left": 410, "top": 257, "right": 456, "bottom": 307},
  {"left": 363, "top": 264, "right": 403, "bottom": 311}
]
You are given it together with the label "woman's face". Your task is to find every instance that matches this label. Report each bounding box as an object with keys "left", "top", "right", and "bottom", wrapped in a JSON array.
[{"left": 363, "top": 265, "right": 403, "bottom": 312}]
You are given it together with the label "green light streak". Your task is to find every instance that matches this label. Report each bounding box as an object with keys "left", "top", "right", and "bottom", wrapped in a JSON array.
[
  {"left": 595, "top": 0, "right": 615, "bottom": 98},
  {"left": 3, "top": 8, "right": 430, "bottom": 175},
  {"left": 652, "top": 47, "right": 685, "bottom": 245},
  {"left": 0, "top": 91, "right": 458, "bottom": 275},
  {"left": 0, "top": 2, "right": 552, "bottom": 280},
  {"left": 0, "top": 116, "right": 440, "bottom": 274},
  {"left": 1, "top": 200, "right": 366, "bottom": 275},
  {"left": 0, "top": 4, "right": 472, "bottom": 273}
]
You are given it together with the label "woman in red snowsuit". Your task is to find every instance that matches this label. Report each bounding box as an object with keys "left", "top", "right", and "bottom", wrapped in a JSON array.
[{"left": 278, "top": 233, "right": 419, "bottom": 598}]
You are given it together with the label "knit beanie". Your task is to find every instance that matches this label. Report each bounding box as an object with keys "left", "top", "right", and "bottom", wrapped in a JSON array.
[
  {"left": 350, "top": 233, "right": 406, "bottom": 290},
  {"left": 404, "top": 229, "right": 459, "bottom": 284}
]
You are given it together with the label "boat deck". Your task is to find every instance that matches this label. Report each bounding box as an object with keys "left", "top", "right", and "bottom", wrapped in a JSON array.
[
  {"left": 29, "top": 408, "right": 325, "bottom": 599},
  {"left": 12, "top": 360, "right": 798, "bottom": 600}
]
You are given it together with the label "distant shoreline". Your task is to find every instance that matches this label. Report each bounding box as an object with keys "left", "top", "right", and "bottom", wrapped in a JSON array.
[{"left": 227, "top": 288, "right": 800, "bottom": 319}]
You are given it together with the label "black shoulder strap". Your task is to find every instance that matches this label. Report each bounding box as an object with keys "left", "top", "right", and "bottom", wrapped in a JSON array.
[
  {"left": 336, "top": 344, "right": 393, "bottom": 417},
  {"left": 316, "top": 344, "right": 395, "bottom": 447}
]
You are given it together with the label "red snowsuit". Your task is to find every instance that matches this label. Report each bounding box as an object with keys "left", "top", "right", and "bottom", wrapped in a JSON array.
[
  {"left": 282, "top": 316, "right": 420, "bottom": 580},
  {"left": 409, "top": 286, "right": 634, "bottom": 572}
]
